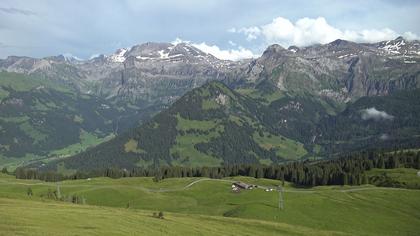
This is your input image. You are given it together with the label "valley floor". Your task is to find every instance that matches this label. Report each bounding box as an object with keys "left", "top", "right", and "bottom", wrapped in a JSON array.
[{"left": 0, "top": 173, "right": 419, "bottom": 235}]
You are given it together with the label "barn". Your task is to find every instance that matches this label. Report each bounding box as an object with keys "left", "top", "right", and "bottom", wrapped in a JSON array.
[{"left": 232, "top": 182, "right": 253, "bottom": 190}]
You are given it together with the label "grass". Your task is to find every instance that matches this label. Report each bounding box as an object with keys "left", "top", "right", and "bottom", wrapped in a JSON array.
[
  {"left": 0, "top": 131, "right": 113, "bottom": 172},
  {"left": 253, "top": 131, "right": 307, "bottom": 160},
  {"left": 49, "top": 130, "right": 114, "bottom": 158},
  {"left": 202, "top": 99, "right": 221, "bottom": 110},
  {"left": 366, "top": 168, "right": 420, "bottom": 189},
  {"left": 0, "top": 71, "right": 72, "bottom": 94},
  {"left": 0, "top": 173, "right": 419, "bottom": 235},
  {"left": 172, "top": 114, "right": 223, "bottom": 166},
  {"left": 175, "top": 113, "right": 220, "bottom": 131},
  {"left": 19, "top": 121, "right": 48, "bottom": 145},
  {"left": 0, "top": 197, "right": 338, "bottom": 236},
  {"left": 0, "top": 87, "right": 9, "bottom": 100},
  {"left": 170, "top": 133, "right": 222, "bottom": 167},
  {"left": 124, "top": 139, "right": 146, "bottom": 154},
  {"left": 0, "top": 116, "right": 30, "bottom": 123}
]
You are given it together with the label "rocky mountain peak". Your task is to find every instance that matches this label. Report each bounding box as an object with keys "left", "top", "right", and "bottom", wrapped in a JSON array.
[
  {"left": 328, "top": 39, "right": 352, "bottom": 47},
  {"left": 287, "top": 46, "right": 300, "bottom": 53},
  {"left": 109, "top": 48, "right": 130, "bottom": 63},
  {"left": 44, "top": 55, "right": 66, "bottom": 62},
  {"left": 264, "top": 44, "right": 286, "bottom": 54},
  {"left": 376, "top": 36, "right": 419, "bottom": 56}
]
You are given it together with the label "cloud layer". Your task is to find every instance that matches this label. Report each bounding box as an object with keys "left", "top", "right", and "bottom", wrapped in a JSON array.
[
  {"left": 172, "top": 38, "right": 256, "bottom": 61},
  {"left": 1, "top": 1, "right": 419, "bottom": 59},
  {"left": 361, "top": 107, "right": 394, "bottom": 121},
  {"left": 231, "top": 16, "right": 419, "bottom": 47}
]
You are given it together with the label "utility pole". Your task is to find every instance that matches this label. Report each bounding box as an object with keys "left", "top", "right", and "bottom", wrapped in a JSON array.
[
  {"left": 277, "top": 185, "right": 284, "bottom": 210},
  {"left": 56, "top": 182, "right": 61, "bottom": 200}
]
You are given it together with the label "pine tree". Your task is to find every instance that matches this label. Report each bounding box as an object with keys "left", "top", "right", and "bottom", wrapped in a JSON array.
[
  {"left": 342, "top": 173, "right": 348, "bottom": 185},
  {"left": 362, "top": 174, "right": 368, "bottom": 185}
]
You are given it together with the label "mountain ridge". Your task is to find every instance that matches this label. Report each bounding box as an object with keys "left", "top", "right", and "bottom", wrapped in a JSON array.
[
  {"left": 1, "top": 37, "right": 419, "bottom": 169},
  {"left": 37, "top": 80, "right": 420, "bottom": 172}
]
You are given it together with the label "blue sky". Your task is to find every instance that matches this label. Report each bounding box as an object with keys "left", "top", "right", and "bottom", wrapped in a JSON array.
[{"left": 0, "top": 0, "right": 419, "bottom": 60}]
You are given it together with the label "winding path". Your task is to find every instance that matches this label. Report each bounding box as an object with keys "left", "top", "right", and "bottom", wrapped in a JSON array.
[{"left": 0, "top": 177, "right": 415, "bottom": 193}]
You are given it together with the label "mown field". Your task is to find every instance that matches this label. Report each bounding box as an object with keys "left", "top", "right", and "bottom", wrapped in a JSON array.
[{"left": 0, "top": 173, "right": 420, "bottom": 235}]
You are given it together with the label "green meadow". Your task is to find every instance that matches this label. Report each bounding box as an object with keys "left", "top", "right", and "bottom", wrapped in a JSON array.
[{"left": 0, "top": 173, "right": 420, "bottom": 235}]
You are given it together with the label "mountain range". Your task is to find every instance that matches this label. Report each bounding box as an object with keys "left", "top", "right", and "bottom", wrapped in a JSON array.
[{"left": 1, "top": 36, "right": 419, "bottom": 171}]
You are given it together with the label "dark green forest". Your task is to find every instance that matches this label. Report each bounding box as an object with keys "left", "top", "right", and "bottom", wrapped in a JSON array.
[
  {"left": 34, "top": 81, "right": 420, "bottom": 171},
  {"left": 14, "top": 149, "right": 420, "bottom": 189}
]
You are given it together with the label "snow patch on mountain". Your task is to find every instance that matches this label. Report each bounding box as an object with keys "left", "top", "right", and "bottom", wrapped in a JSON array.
[
  {"left": 110, "top": 48, "right": 129, "bottom": 62},
  {"left": 378, "top": 39, "right": 406, "bottom": 54}
]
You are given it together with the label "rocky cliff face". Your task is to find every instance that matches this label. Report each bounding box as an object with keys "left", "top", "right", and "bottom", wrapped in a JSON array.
[
  {"left": 1, "top": 37, "right": 419, "bottom": 107},
  {"left": 239, "top": 37, "right": 419, "bottom": 102}
]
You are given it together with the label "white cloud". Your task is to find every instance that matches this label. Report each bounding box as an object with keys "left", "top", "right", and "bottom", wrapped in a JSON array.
[
  {"left": 192, "top": 42, "right": 257, "bottom": 61},
  {"left": 89, "top": 53, "right": 101, "bottom": 60},
  {"left": 171, "top": 37, "right": 190, "bottom": 45},
  {"left": 379, "top": 134, "right": 390, "bottom": 140},
  {"left": 227, "top": 28, "right": 237, "bottom": 33},
  {"left": 172, "top": 38, "right": 257, "bottom": 61},
  {"left": 230, "top": 16, "right": 420, "bottom": 47},
  {"left": 62, "top": 52, "right": 83, "bottom": 61},
  {"left": 237, "top": 26, "right": 261, "bottom": 41},
  {"left": 228, "top": 40, "right": 236, "bottom": 46},
  {"left": 361, "top": 107, "right": 394, "bottom": 121},
  {"left": 402, "top": 31, "right": 419, "bottom": 41}
]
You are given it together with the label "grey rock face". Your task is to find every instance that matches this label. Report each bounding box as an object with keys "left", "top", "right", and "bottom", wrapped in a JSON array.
[
  {"left": 239, "top": 37, "right": 420, "bottom": 102},
  {"left": 1, "top": 37, "right": 419, "bottom": 107}
]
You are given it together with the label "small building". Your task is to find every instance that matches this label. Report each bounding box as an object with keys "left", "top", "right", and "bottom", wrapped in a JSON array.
[{"left": 232, "top": 182, "right": 253, "bottom": 190}]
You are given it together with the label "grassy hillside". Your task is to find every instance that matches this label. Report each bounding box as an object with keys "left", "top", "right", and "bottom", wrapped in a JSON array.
[
  {"left": 0, "top": 72, "right": 157, "bottom": 169},
  {"left": 4, "top": 74, "right": 420, "bottom": 171},
  {"left": 1, "top": 173, "right": 420, "bottom": 235},
  {"left": 44, "top": 81, "right": 313, "bottom": 171},
  {"left": 1, "top": 198, "right": 328, "bottom": 236},
  {"left": 367, "top": 168, "right": 420, "bottom": 189},
  {"left": 318, "top": 89, "right": 420, "bottom": 154},
  {"left": 40, "top": 81, "right": 420, "bottom": 171}
]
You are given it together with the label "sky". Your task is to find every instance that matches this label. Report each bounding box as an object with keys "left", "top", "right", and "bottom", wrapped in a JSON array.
[{"left": 0, "top": 0, "right": 419, "bottom": 60}]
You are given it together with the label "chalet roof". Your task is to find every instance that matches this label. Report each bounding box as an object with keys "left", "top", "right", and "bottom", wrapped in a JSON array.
[{"left": 233, "top": 182, "right": 251, "bottom": 189}]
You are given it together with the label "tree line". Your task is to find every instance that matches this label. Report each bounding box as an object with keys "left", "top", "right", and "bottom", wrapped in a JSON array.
[{"left": 13, "top": 150, "right": 420, "bottom": 187}]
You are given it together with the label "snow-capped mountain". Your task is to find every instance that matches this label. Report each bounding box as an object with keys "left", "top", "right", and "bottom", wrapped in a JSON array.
[{"left": 0, "top": 37, "right": 419, "bottom": 105}]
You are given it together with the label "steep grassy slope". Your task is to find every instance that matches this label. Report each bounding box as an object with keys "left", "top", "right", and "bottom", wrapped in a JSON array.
[
  {"left": 39, "top": 81, "right": 420, "bottom": 171},
  {"left": 318, "top": 89, "right": 420, "bottom": 154},
  {"left": 1, "top": 173, "right": 420, "bottom": 235},
  {"left": 1, "top": 198, "right": 325, "bottom": 236},
  {"left": 46, "top": 81, "right": 309, "bottom": 171},
  {"left": 0, "top": 72, "right": 157, "bottom": 169},
  {"left": 366, "top": 168, "right": 420, "bottom": 189}
]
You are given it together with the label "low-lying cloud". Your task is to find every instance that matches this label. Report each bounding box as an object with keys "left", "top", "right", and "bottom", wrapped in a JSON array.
[
  {"left": 230, "top": 16, "right": 419, "bottom": 47},
  {"left": 379, "top": 134, "right": 390, "bottom": 140},
  {"left": 361, "top": 107, "right": 394, "bottom": 121},
  {"left": 172, "top": 38, "right": 257, "bottom": 61}
]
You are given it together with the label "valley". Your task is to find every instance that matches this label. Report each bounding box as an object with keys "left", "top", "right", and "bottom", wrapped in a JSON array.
[
  {"left": 1, "top": 3, "right": 420, "bottom": 235},
  {"left": 1, "top": 36, "right": 420, "bottom": 170}
]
